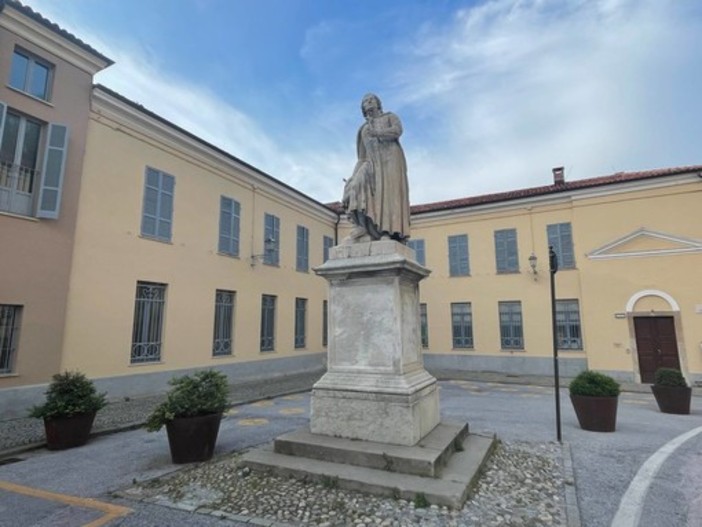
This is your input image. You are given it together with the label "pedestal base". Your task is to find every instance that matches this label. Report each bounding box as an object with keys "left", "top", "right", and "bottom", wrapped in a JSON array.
[{"left": 311, "top": 369, "right": 440, "bottom": 446}]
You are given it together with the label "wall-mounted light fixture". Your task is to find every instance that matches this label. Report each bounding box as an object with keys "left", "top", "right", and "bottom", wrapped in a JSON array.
[
  {"left": 528, "top": 252, "right": 538, "bottom": 280},
  {"left": 251, "top": 237, "right": 276, "bottom": 267}
]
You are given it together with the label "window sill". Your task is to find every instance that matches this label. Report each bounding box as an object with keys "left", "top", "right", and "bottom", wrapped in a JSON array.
[
  {"left": 0, "top": 373, "right": 19, "bottom": 379},
  {"left": 501, "top": 348, "right": 525, "bottom": 353},
  {"left": 0, "top": 210, "right": 39, "bottom": 222},
  {"left": 260, "top": 349, "right": 276, "bottom": 354},
  {"left": 449, "top": 274, "right": 471, "bottom": 278},
  {"left": 453, "top": 347, "right": 474, "bottom": 351},
  {"left": 212, "top": 353, "right": 234, "bottom": 359},
  {"left": 296, "top": 269, "right": 309, "bottom": 274},
  {"left": 129, "top": 360, "right": 164, "bottom": 367},
  {"left": 6, "top": 85, "right": 54, "bottom": 107},
  {"left": 217, "top": 252, "right": 240, "bottom": 259},
  {"left": 139, "top": 235, "right": 173, "bottom": 245},
  {"left": 496, "top": 270, "right": 520, "bottom": 275}
]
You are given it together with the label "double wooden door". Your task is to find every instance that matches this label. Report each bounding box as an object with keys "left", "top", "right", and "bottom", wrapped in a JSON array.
[{"left": 634, "top": 316, "right": 680, "bottom": 383}]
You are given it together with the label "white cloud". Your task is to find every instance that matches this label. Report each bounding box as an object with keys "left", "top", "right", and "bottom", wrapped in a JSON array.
[
  {"left": 20, "top": 0, "right": 702, "bottom": 206},
  {"left": 391, "top": 0, "right": 702, "bottom": 203}
]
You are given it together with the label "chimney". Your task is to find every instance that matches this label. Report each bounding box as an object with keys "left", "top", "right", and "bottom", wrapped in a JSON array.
[{"left": 552, "top": 166, "right": 565, "bottom": 185}]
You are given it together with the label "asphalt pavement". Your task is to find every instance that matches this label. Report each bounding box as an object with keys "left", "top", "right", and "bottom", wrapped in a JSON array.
[{"left": 0, "top": 373, "right": 700, "bottom": 526}]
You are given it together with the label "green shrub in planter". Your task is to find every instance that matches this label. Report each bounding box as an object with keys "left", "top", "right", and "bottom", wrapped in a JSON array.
[
  {"left": 29, "top": 371, "right": 107, "bottom": 450},
  {"left": 569, "top": 370, "right": 620, "bottom": 397},
  {"left": 29, "top": 371, "right": 107, "bottom": 420},
  {"left": 146, "top": 370, "right": 229, "bottom": 432},
  {"left": 569, "top": 370, "right": 620, "bottom": 432},
  {"left": 654, "top": 368, "right": 687, "bottom": 387},
  {"left": 652, "top": 368, "right": 691, "bottom": 415}
]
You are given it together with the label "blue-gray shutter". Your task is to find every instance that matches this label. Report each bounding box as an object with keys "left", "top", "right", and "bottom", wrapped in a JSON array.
[
  {"left": 296, "top": 226, "right": 309, "bottom": 272},
  {"left": 219, "top": 196, "right": 240, "bottom": 256},
  {"left": 448, "top": 235, "right": 469, "bottom": 276},
  {"left": 495, "top": 229, "right": 519, "bottom": 272},
  {"left": 548, "top": 223, "right": 575, "bottom": 268},
  {"left": 36, "top": 123, "right": 69, "bottom": 219},
  {"left": 0, "top": 102, "right": 6, "bottom": 144}
]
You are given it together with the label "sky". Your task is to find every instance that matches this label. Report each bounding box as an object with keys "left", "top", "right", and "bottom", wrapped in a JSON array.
[{"left": 22, "top": 0, "right": 702, "bottom": 206}]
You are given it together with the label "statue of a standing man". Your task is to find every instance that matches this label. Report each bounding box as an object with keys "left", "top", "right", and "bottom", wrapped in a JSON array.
[{"left": 342, "top": 93, "right": 410, "bottom": 243}]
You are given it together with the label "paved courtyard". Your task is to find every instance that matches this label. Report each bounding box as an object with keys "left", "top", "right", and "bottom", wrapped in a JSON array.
[{"left": 0, "top": 377, "right": 699, "bottom": 526}]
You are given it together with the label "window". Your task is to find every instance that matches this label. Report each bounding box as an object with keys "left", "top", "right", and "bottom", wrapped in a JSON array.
[
  {"left": 408, "top": 239, "right": 426, "bottom": 266},
  {"left": 131, "top": 282, "right": 167, "bottom": 364},
  {"left": 260, "top": 294, "right": 276, "bottom": 351},
  {"left": 556, "top": 300, "right": 582, "bottom": 350},
  {"left": 213, "top": 290, "right": 235, "bottom": 356},
  {"left": 10, "top": 49, "right": 52, "bottom": 100},
  {"left": 323, "top": 235, "right": 334, "bottom": 262},
  {"left": 420, "top": 303, "right": 429, "bottom": 348},
  {"left": 0, "top": 104, "right": 68, "bottom": 218},
  {"left": 448, "top": 234, "right": 470, "bottom": 276},
  {"left": 547, "top": 223, "right": 575, "bottom": 269},
  {"left": 494, "top": 228, "right": 519, "bottom": 273},
  {"left": 0, "top": 305, "right": 21, "bottom": 374},
  {"left": 322, "top": 300, "right": 328, "bottom": 347},
  {"left": 263, "top": 213, "right": 280, "bottom": 265},
  {"left": 294, "top": 298, "right": 307, "bottom": 348},
  {"left": 296, "top": 225, "right": 309, "bottom": 272},
  {"left": 218, "top": 196, "right": 240, "bottom": 257},
  {"left": 499, "top": 301, "right": 523, "bottom": 350},
  {"left": 141, "top": 168, "right": 174, "bottom": 242},
  {"left": 451, "top": 303, "right": 473, "bottom": 348}
]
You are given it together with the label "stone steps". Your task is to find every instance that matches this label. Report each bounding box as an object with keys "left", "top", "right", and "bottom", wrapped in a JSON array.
[
  {"left": 242, "top": 425, "right": 495, "bottom": 508},
  {"left": 274, "top": 422, "right": 469, "bottom": 477}
]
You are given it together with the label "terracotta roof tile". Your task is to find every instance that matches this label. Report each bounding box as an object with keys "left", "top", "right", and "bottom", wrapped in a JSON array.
[
  {"left": 1, "top": 0, "right": 113, "bottom": 65},
  {"left": 410, "top": 165, "right": 702, "bottom": 214}
]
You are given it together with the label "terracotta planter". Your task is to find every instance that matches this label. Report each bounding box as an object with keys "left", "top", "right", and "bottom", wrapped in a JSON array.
[
  {"left": 43, "top": 411, "right": 97, "bottom": 450},
  {"left": 570, "top": 394, "right": 618, "bottom": 432},
  {"left": 165, "top": 413, "right": 222, "bottom": 464},
  {"left": 651, "top": 385, "right": 692, "bottom": 415}
]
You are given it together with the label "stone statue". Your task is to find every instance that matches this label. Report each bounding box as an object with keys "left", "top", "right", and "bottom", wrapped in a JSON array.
[{"left": 342, "top": 93, "right": 410, "bottom": 242}]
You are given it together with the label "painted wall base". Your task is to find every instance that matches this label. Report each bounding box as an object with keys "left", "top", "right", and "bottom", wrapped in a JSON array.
[
  {"left": 0, "top": 353, "right": 326, "bottom": 419},
  {"left": 424, "top": 353, "right": 589, "bottom": 378}
]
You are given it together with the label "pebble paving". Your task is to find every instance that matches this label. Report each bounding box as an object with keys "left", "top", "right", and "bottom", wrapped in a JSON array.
[{"left": 120, "top": 440, "right": 567, "bottom": 526}]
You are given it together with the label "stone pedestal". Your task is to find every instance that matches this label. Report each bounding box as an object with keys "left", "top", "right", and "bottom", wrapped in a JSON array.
[{"left": 311, "top": 240, "right": 439, "bottom": 446}]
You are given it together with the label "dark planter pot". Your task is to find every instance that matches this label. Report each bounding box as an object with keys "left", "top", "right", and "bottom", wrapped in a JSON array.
[
  {"left": 570, "top": 394, "right": 618, "bottom": 432},
  {"left": 165, "top": 413, "right": 222, "bottom": 464},
  {"left": 651, "top": 385, "right": 692, "bottom": 415},
  {"left": 43, "top": 411, "right": 97, "bottom": 450}
]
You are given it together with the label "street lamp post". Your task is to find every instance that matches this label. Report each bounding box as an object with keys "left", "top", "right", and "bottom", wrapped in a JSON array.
[{"left": 549, "top": 246, "right": 562, "bottom": 442}]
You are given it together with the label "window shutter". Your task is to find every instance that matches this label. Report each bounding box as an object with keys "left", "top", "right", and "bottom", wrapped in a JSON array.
[
  {"left": 0, "top": 102, "right": 7, "bottom": 141},
  {"left": 37, "top": 123, "right": 69, "bottom": 219}
]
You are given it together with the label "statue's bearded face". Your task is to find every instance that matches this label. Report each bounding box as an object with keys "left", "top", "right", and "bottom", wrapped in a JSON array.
[{"left": 362, "top": 95, "right": 381, "bottom": 117}]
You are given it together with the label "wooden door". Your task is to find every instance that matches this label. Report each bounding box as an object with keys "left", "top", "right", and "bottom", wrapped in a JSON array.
[{"left": 634, "top": 317, "right": 680, "bottom": 383}]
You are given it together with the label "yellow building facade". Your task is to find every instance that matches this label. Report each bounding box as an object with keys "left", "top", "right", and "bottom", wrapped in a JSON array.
[{"left": 1, "top": 2, "right": 701, "bottom": 418}]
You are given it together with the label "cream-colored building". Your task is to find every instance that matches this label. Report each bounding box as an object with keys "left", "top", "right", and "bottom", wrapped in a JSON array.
[
  {"left": 410, "top": 167, "right": 702, "bottom": 387},
  {"left": 1, "top": 1, "right": 701, "bottom": 418}
]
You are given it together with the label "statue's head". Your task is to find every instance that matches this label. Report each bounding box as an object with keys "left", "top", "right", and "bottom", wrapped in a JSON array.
[{"left": 361, "top": 93, "right": 382, "bottom": 117}]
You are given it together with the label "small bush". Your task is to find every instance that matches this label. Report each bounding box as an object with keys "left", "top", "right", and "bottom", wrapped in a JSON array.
[
  {"left": 654, "top": 368, "right": 687, "bottom": 387},
  {"left": 414, "top": 493, "right": 430, "bottom": 508},
  {"left": 29, "top": 371, "right": 107, "bottom": 419},
  {"left": 569, "top": 370, "right": 620, "bottom": 397},
  {"left": 146, "top": 370, "right": 229, "bottom": 432}
]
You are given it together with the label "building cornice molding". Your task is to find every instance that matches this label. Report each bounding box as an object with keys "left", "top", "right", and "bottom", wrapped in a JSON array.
[
  {"left": 0, "top": 6, "right": 110, "bottom": 74},
  {"left": 91, "top": 89, "right": 337, "bottom": 224},
  {"left": 411, "top": 173, "right": 700, "bottom": 224}
]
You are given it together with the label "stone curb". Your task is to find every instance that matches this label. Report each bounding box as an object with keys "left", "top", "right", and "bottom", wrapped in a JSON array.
[
  {"left": 561, "top": 441, "right": 582, "bottom": 527},
  {"left": 113, "top": 490, "right": 289, "bottom": 527}
]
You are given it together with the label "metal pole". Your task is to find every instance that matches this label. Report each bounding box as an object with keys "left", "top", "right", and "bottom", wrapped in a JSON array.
[{"left": 549, "top": 246, "right": 562, "bottom": 442}]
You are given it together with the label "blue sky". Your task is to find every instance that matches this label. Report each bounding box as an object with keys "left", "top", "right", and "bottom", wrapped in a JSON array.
[{"left": 23, "top": 0, "right": 702, "bottom": 205}]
